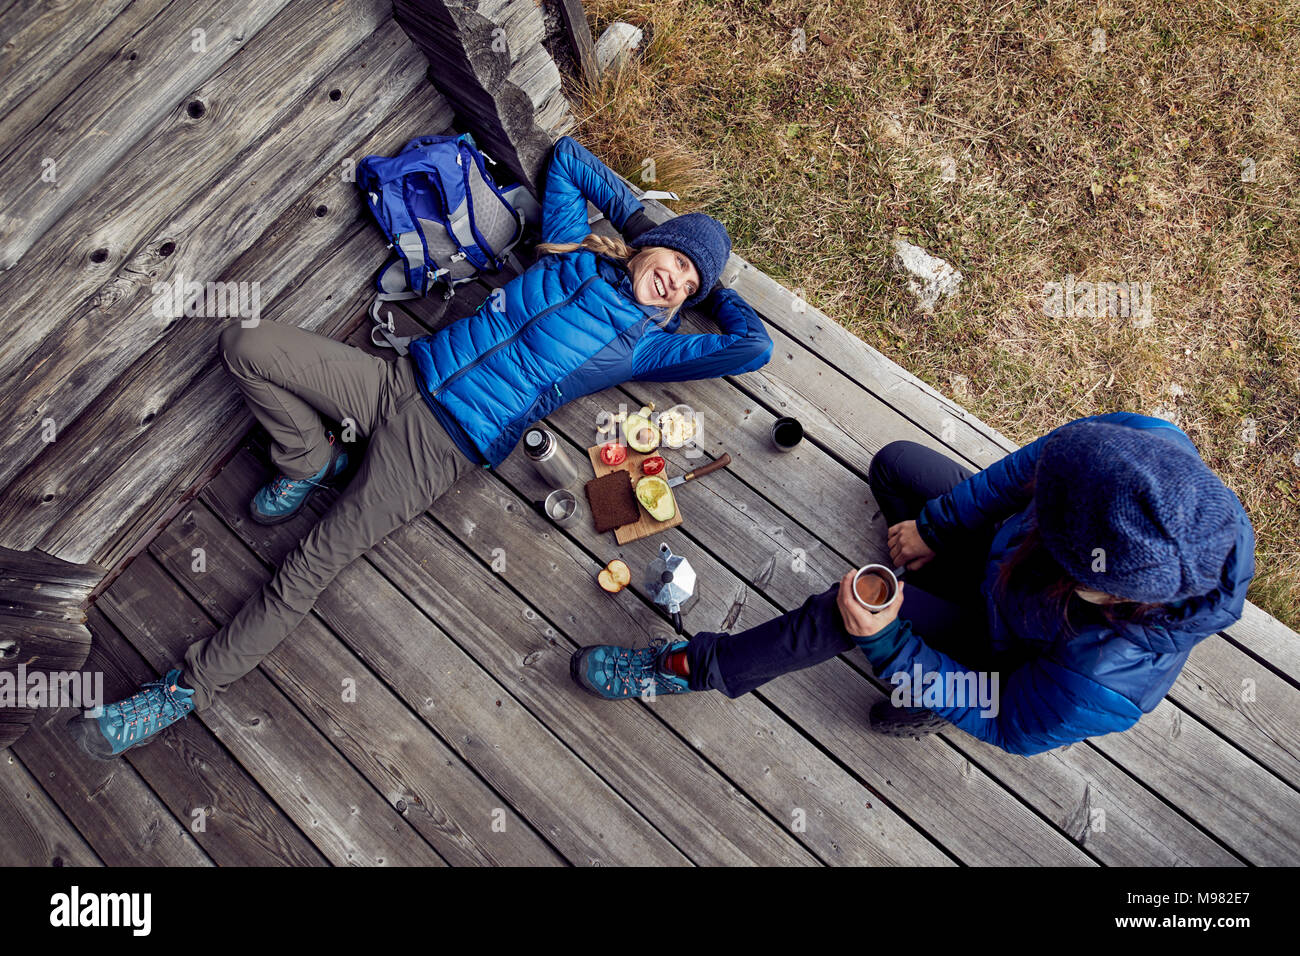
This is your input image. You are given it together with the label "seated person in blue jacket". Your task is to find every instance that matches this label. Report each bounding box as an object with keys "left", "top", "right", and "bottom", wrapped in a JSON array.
[
  {"left": 76, "top": 136, "right": 774, "bottom": 758},
  {"left": 573, "top": 413, "right": 1256, "bottom": 757}
]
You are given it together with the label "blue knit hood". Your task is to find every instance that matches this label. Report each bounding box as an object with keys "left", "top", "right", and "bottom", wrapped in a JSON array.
[{"left": 1104, "top": 507, "right": 1255, "bottom": 654}]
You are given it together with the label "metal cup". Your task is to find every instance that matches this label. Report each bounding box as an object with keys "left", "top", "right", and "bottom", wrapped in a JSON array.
[
  {"left": 851, "top": 563, "right": 899, "bottom": 612},
  {"left": 543, "top": 489, "right": 578, "bottom": 525},
  {"left": 771, "top": 416, "right": 803, "bottom": 452}
]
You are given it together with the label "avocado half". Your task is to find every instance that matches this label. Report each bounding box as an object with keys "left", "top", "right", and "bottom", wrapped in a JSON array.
[
  {"left": 635, "top": 475, "right": 676, "bottom": 522},
  {"left": 625, "top": 413, "right": 660, "bottom": 453}
]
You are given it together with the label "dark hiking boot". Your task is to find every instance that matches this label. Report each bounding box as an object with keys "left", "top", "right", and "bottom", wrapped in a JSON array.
[
  {"left": 250, "top": 429, "right": 349, "bottom": 525},
  {"left": 868, "top": 699, "right": 950, "bottom": 738},
  {"left": 70, "top": 668, "right": 196, "bottom": 759}
]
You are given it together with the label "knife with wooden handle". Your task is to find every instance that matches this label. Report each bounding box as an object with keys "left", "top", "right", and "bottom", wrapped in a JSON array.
[{"left": 666, "top": 453, "right": 731, "bottom": 488}]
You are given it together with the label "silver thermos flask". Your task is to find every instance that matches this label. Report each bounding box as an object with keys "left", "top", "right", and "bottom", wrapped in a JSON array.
[{"left": 522, "top": 426, "right": 579, "bottom": 489}]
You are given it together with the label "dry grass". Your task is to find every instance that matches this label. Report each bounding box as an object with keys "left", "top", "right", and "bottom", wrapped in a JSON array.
[{"left": 576, "top": 0, "right": 1300, "bottom": 628}]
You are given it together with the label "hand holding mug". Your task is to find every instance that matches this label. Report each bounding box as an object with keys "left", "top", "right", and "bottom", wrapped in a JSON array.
[
  {"left": 837, "top": 570, "right": 904, "bottom": 638},
  {"left": 888, "top": 520, "right": 936, "bottom": 571}
]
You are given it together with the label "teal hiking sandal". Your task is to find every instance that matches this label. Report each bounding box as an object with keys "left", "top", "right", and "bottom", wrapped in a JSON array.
[
  {"left": 868, "top": 699, "right": 950, "bottom": 738},
  {"left": 70, "top": 667, "right": 196, "bottom": 759},
  {"left": 250, "top": 429, "right": 349, "bottom": 525},
  {"left": 570, "top": 638, "right": 693, "bottom": 700}
]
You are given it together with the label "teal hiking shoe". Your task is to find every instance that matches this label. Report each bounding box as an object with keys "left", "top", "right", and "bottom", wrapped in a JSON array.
[
  {"left": 70, "top": 667, "right": 196, "bottom": 759},
  {"left": 250, "top": 429, "right": 349, "bottom": 525},
  {"left": 868, "top": 699, "right": 949, "bottom": 738},
  {"left": 570, "top": 638, "right": 693, "bottom": 700}
]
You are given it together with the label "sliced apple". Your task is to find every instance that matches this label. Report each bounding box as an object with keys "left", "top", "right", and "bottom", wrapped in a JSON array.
[
  {"left": 607, "top": 559, "right": 631, "bottom": 588},
  {"left": 598, "top": 558, "right": 633, "bottom": 593}
]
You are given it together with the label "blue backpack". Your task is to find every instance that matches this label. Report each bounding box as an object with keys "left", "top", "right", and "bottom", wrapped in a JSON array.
[{"left": 357, "top": 132, "right": 539, "bottom": 353}]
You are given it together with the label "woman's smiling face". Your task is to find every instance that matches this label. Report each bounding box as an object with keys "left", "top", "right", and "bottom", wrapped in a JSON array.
[{"left": 628, "top": 246, "right": 701, "bottom": 309}]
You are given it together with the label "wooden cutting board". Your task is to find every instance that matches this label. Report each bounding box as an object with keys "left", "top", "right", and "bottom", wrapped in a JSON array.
[{"left": 585, "top": 444, "right": 683, "bottom": 544}]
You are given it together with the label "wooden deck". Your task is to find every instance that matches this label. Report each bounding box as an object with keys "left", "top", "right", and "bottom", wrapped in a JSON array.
[
  {"left": 1, "top": 0, "right": 1297, "bottom": 868},
  {"left": 5, "top": 214, "right": 1300, "bottom": 865}
]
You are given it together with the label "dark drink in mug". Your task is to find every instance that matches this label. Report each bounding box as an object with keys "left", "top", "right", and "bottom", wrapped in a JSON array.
[
  {"left": 771, "top": 416, "right": 803, "bottom": 452},
  {"left": 851, "top": 563, "right": 898, "bottom": 611}
]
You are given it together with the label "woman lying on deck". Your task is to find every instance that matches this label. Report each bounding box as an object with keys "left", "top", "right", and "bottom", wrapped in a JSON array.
[
  {"left": 74, "top": 136, "right": 774, "bottom": 758},
  {"left": 572, "top": 413, "right": 1256, "bottom": 757}
]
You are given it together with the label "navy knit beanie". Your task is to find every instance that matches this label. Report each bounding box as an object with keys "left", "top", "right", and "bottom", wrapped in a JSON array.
[
  {"left": 1034, "top": 421, "right": 1240, "bottom": 603},
  {"left": 632, "top": 212, "right": 731, "bottom": 308}
]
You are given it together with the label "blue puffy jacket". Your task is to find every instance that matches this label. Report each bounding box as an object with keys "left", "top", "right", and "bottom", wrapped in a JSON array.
[
  {"left": 406, "top": 136, "right": 775, "bottom": 467},
  {"left": 875, "top": 412, "right": 1255, "bottom": 756}
]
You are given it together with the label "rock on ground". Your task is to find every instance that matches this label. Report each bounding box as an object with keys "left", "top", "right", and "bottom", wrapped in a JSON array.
[
  {"left": 595, "top": 22, "right": 643, "bottom": 76},
  {"left": 892, "top": 238, "right": 963, "bottom": 313}
]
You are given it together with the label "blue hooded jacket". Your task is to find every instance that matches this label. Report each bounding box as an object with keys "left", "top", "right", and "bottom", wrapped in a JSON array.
[
  {"left": 869, "top": 412, "right": 1256, "bottom": 756},
  {"left": 406, "top": 136, "right": 774, "bottom": 467}
]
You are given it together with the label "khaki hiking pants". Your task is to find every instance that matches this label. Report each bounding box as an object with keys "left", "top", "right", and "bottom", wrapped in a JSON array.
[{"left": 179, "top": 320, "right": 476, "bottom": 711}]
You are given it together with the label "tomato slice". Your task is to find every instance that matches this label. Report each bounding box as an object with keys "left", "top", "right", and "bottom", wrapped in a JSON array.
[
  {"left": 600, "top": 442, "right": 627, "bottom": 466},
  {"left": 641, "top": 455, "right": 666, "bottom": 476}
]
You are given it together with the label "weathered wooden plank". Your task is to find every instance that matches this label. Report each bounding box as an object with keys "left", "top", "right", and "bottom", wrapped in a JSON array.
[
  {"left": 97, "top": 555, "right": 446, "bottom": 866},
  {"left": 1092, "top": 701, "right": 1300, "bottom": 865},
  {"left": 399, "top": 1, "right": 546, "bottom": 80},
  {"left": 689, "top": 307, "right": 982, "bottom": 469},
  {"left": 0, "top": 709, "right": 36, "bottom": 752},
  {"left": 554, "top": 0, "right": 599, "bottom": 83},
  {"left": 148, "top": 498, "right": 564, "bottom": 866},
  {"left": 0, "top": 545, "right": 99, "bottom": 633},
  {"left": 489, "top": 414, "right": 1090, "bottom": 864},
  {"left": 944, "top": 730, "right": 1241, "bottom": 865},
  {"left": 0, "top": 0, "right": 136, "bottom": 152},
  {"left": 0, "top": 17, "right": 429, "bottom": 501},
  {"left": 75, "top": 606, "right": 330, "bottom": 866},
  {"left": 0, "top": 750, "right": 102, "bottom": 867},
  {"left": 0, "top": 616, "right": 91, "bottom": 670},
  {"left": 1223, "top": 602, "right": 1300, "bottom": 686},
  {"left": 2, "top": 83, "right": 453, "bottom": 565},
  {"left": 0, "top": 0, "right": 396, "bottom": 425},
  {"left": 0, "top": 545, "right": 102, "bottom": 592},
  {"left": 199, "top": 450, "right": 690, "bottom": 866},
  {"left": 1172, "top": 636, "right": 1300, "bottom": 791},
  {"left": 0, "top": 0, "right": 296, "bottom": 270}
]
